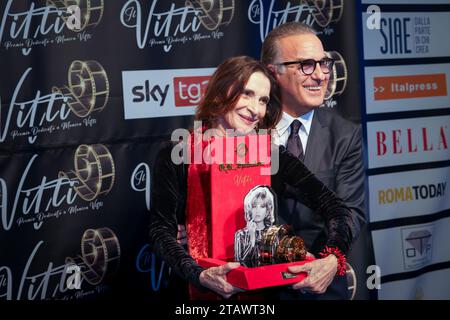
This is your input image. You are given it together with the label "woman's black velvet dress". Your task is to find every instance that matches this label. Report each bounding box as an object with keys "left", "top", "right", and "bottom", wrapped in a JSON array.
[{"left": 149, "top": 142, "right": 353, "bottom": 292}]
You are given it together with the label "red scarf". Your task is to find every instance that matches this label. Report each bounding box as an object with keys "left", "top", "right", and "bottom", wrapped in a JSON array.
[
  {"left": 186, "top": 128, "right": 211, "bottom": 261},
  {"left": 185, "top": 128, "right": 219, "bottom": 299}
]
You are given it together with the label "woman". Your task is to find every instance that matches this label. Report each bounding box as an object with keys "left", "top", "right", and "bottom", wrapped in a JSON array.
[
  {"left": 149, "top": 56, "right": 353, "bottom": 299},
  {"left": 234, "top": 186, "right": 275, "bottom": 263}
]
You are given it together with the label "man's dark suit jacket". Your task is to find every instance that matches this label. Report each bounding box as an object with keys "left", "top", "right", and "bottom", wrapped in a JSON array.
[{"left": 277, "top": 108, "right": 366, "bottom": 300}]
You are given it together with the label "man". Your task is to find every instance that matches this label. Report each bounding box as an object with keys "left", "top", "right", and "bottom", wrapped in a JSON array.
[{"left": 261, "top": 22, "right": 365, "bottom": 299}]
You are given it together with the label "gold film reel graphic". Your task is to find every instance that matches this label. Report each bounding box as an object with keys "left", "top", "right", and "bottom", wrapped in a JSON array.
[
  {"left": 47, "top": 0, "right": 104, "bottom": 32},
  {"left": 185, "top": 0, "right": 235, "bottom": 30},
  {"left": 301, "top": 0, "right": 344, "bottom": 28},
  {"left": 66, "top": 227, "right": 121, "bottom": 285},
  {"left": 53, "top": 60, "right": 109, "bottom": 118},
  {"left": 59, "top": 144, "right": 115, "bottom": 201},
  {"left": 324, "top": 51, "right": 347, "bottom": 100}
]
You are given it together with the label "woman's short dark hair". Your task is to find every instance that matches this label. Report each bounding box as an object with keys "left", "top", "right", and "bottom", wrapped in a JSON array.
[{"left": 195, "top": 55, "right": 282, "bottom": 130}]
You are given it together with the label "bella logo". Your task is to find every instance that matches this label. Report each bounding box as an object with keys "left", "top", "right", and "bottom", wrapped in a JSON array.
[{"left": 376, "top": 126, "right": 448, "bottom": 156}]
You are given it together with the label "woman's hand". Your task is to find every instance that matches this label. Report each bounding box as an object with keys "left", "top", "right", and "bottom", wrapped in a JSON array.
[
  {"left": 199, "top": 262, "right": 243, "bottom": 299},
  {"left": 287, "top": 254, "right": 338, "bottom": 294}
]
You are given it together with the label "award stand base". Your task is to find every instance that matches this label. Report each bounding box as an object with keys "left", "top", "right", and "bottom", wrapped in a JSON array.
[{"left": 198, "top": 257, "right": 314, "bottom": 290}]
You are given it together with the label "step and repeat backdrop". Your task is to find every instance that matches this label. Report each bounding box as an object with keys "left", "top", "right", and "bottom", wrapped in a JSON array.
[
  {"left": 360, "top": 0, "right": 450, "bottom": 299},
  {"left": 0, "top": 0, "right": 447, "bottom": 300}
]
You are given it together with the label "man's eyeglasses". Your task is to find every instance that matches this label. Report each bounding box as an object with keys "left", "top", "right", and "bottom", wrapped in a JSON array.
[{"left": 277, "top": 58, "right": 334, "bottom": 75}]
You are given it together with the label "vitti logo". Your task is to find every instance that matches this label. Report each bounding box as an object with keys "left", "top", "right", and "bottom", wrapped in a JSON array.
[
  {"left": 131, "top": 162, "right": 151, "bottom": 211},
  {"left": 1, "top": 1, "right": 103, "bottom": 56}
]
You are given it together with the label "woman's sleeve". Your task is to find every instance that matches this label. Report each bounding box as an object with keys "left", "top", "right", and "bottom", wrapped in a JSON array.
[
  {"left": 274, "top": 146, "right": 354, "bottom": 254},
  {"left": 149, "top": 143, "right": 204, "bottom": 287}
]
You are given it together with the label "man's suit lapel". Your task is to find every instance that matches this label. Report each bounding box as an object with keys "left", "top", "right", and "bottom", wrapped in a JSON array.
[
  {"left": 303, "top": 109, "right": 329, "bottom": 173},
  {"left": 282, "top": 110, "right": 330, "bottom": 225}
]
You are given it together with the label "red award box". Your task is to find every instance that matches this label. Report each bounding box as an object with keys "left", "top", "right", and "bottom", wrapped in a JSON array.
[
  {"left": 194, "top": 134, "right": 311, "bottom": 290},
  {"left": 199, "top": 257, "right": 313, "bottom": 290}
]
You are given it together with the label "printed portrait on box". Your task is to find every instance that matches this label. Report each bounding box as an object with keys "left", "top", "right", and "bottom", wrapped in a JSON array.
[{"left": 234, "top": 186, "right": 275, "bottom": 263}]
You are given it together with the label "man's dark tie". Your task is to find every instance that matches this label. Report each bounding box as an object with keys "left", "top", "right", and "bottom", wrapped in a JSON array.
[
  {"left": 281, "top": 119, "right": 305, "bottom": 227},
  {"left": 286, "top": 119, "right": 304, "bottom": 161}
]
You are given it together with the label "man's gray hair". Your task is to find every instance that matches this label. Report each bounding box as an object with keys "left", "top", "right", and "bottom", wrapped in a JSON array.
[{"left": 261, "top": 22, "right": 316, "bottom": 65}]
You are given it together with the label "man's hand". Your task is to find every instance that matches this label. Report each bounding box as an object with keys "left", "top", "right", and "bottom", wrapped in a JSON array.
[
  {"left": 288, "top": 254, "right": 338, "bottom": 294},
  {"left": 199, "top": 262, "right": 244, "bottom": 299},
  {"left": 177, "top": 224, "right": 187, "bottom": 245}
]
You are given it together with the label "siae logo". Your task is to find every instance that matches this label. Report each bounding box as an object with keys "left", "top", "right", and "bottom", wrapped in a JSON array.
[{"left": 132, "top": 82, "right": 169, "bottom": 106}]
